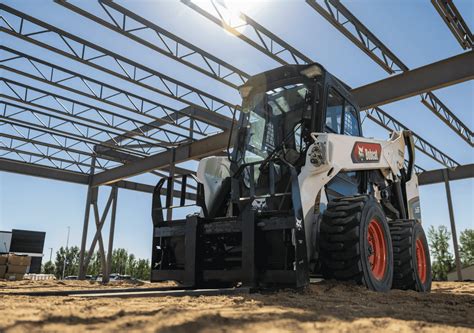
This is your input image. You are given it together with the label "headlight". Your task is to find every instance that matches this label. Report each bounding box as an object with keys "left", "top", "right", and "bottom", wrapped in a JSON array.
[
  {"left": 301, "top": 65, "right": 322, "bottom": 79},
  {"left": 239, "top": 86, "right": 253, "bottom": 98}
]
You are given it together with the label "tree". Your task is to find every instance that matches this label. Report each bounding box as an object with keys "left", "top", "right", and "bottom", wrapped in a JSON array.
[
  {"left": 459, "top": 229, "right": 474, "bottom": 267},
  {"left": 111, "top": 248, "right": 129, "bottom": 275},
  {"left": 428, "top": 226, "right": 454, "bottom": 281},
  {"left": 135, "top": 259, "right": 151, "bottom": 280},
  {"left": 49, "top": 246, "right": 151, "bottom": 281},
  {"left": 87, "top": 251, "right": 104, "bottom": 277},
  {"left": 127, "top": 253, "right": 137, "bottom": 276},
  {"left": 41, "top": 260, "right": 55, "bottom": 275},
  {"left": 54, "top": 246, "right": 80, "bottom": 279}
]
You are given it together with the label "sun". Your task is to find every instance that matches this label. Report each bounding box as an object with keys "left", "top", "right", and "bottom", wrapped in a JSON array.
[{"left": 190, "top": 0, "right": 265, "bottom": 30}]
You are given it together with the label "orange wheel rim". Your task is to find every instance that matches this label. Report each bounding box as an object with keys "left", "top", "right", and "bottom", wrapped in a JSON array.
[
  {"left": 367, "top": 219, "right": 387, "bottom": 280},
  {"left": 416, "top": 238, "right": 427, "bottom": 283}
]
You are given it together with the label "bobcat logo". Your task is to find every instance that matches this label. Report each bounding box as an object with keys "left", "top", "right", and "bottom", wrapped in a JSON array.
[
  {"left": 352, "top": 142, "right": 381, "bottom": 163},
  {"left": 358, "top": 146, "right": 365, "bottom": 160},
  {"left": 295, "top": 217, "right": 303, "bottom": 230}
]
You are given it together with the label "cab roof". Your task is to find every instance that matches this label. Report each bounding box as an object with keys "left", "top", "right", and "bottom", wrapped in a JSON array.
[{"left": 241, "top": 63, "right": 351, "bottom": 93}]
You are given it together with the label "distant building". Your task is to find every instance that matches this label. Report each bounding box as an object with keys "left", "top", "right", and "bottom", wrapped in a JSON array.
[
  {"left": 447, "top": 265, "right": 474, "bottom": 281},
  {"left": 0, "top": 231, "right": 12, "bottom": 253},
  {"left": 0, "top": 229, "right": 46, "bottom": 273}
]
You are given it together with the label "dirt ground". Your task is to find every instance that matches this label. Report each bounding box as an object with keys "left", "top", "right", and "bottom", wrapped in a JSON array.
[{"left": 0, "top": 280, "right": 473, "bottom": 333}]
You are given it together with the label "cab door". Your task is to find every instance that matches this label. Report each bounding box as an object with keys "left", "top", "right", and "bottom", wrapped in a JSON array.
[{"left": 324, "top": 86, "right": 363, "bottom": 199}]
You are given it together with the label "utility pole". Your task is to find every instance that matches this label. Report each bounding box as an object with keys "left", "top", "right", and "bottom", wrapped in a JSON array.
[
  {"left": 48, "top": 248, "right": 53, "bottom": 262},
  {"left": 61, "top": 226, "right": 71, "bottom": 280}
]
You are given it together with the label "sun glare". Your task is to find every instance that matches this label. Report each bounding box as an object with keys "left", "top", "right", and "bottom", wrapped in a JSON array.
[{"left": 191, "top": 0, "right": 265, "bottom": 34}]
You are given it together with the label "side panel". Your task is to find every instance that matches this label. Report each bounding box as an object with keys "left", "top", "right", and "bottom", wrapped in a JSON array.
[
  {"left": 406, "top": 174, "right": 422, "bottom": 222},
  {"left": 196, "top": 156, "right": 231, "bottom": 212},
  {"left": 298, "top": 131, "right": 406, "bottom": 256}
]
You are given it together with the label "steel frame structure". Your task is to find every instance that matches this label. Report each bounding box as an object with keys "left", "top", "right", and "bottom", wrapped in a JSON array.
[
  {"left": 0, "top": 1, "right": 472, "bottom": 282},
  {"left": 306, "top": 0, "right": 473, "bottom": 146},
  {"left": 0, "top": 47, "right": 210, "bottom": 141},
  {"left": 0, "top": 4, "right": 238, "bottom": 116}
]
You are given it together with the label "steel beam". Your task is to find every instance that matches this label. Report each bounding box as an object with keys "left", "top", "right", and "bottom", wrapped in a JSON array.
[
  {"left": 432, "top": 0, "right": 473, "bottom": 50},
  {"left": 307, "top": 0, "right": 473, "bottom": 146},
  {"left": 55, "top": 0, "right": 249, "bottom": 89},
  {"left": 91, "top": 131, "right": 232, "bottom": 187},
  {"left": 418, "top": 163, "right": 474, "bottom": 185},
  {"left": 352, "top": 51, "right": 474, "bottom": 110},
  {"left": 0, "top": 157, "right": 196, "bottom": 200},
  {"left": 0, "top": 156, "right": 89, "bottom": 184}
]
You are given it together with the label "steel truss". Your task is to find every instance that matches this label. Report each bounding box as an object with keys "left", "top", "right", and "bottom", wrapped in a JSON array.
[
  {"left": 0, "top": 79, "right": 170, "bottom": 155},
  {"left": 0, "top": 123, "right": 112, "bottom": 174},
  {"left": 432, "top": 0, "right": 473, "bottom": 50},
  {"left": 0, "top": 99, "right": 165, "bottom": 153},
  {"left": 0, "top": 46, "right": 213, "bottom": 141},
  {"left": 365, "top": 107, "right": 459, "bottom": 168},
  {"left": 181, "top": 0, "right": 313, "bottom": 65},
  {"left": 306, "top": 0, "right": 473, "bottom": 146},
  {"left": 180, "top": 0, "right": 459, "bottom": 169},
  {"left": 55, "top": 0, "right": 249, "bottom": 89},
  {"left": 0, "top": 4, "right": 238, "bottom": 118}
]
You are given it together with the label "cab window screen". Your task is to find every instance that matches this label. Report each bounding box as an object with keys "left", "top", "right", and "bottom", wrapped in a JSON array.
[
  {"left": 325, "top": 89, "right": 343, "bottom": 133},
  {"left": 343, "top": 105, "right": 361, "bottom": 136}
]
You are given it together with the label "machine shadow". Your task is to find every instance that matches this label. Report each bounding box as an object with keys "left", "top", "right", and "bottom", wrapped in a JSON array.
[{"left": 157, "top": 281, "right": 474, "bottom": 332}]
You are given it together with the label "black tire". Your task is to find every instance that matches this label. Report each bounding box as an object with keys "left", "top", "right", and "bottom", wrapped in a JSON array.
[
  {"left": 390, "top": 220, "right": 432, "bottom": 292},
  {"left": 320, "top": 195, "right": 393, "bottom": 292}
]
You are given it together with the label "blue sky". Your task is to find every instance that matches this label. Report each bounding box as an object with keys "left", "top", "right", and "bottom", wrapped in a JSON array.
[{"left": 0, "top": 0, "right": 473, "bottom": 261}]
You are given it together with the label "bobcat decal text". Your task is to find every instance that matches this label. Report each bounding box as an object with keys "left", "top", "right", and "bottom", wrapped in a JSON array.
[{"left": 351, "top": 142, "right": 382, "bottom": 163}]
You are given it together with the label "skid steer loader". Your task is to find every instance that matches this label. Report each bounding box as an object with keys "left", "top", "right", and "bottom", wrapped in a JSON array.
[{"left": 151, "top": 64, "right": 432, "bottom": 292}]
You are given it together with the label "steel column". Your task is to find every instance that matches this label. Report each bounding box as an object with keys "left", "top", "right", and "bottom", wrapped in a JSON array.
[
  {"left": 106, "top": 186, "right": 118, "bottom": 280},
  {"left": 166, "top": 148, "right": 176, "bottom": 221},
  {"left": 78, "top": 156, "right": 96, "bottom": 279},
  {"left": 443, "top": 169, "right": 463, "bottom": 281}
]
